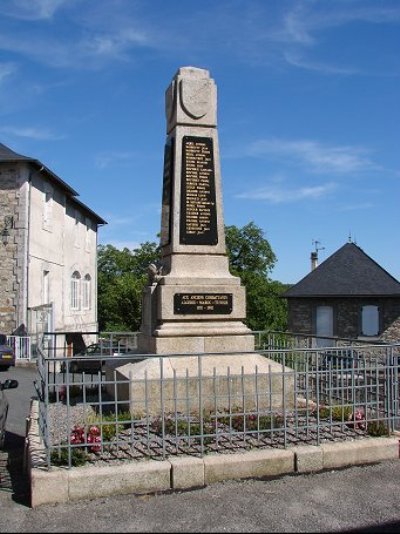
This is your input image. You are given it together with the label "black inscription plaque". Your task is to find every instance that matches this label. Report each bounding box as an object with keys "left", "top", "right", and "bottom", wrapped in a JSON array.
[
  {"left": 174, "top": 293, "right": 232, "bottom": 314},
  {"left": 180, "top": 136, "right": 218, "bottom": 245},
  {"left": 160, "top": 137, "right": 175, "bottom": 247}
]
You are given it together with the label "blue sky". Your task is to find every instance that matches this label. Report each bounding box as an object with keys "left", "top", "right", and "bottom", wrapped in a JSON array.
[{"left": 0, "top": 0, "right": 399, "bottom": 284}]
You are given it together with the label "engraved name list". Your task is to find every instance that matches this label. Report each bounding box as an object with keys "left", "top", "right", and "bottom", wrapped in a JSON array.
[{"left": 180, "top": 136, "right": 218, "bottom": 245}]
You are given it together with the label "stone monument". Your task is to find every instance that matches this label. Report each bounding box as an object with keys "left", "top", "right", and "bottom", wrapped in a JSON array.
[
  {"left": 138, "top": 66, "right": 253, "bottom": 355},
  {"left": 108, "top": 67, "right": 293, "bottom": 414}
]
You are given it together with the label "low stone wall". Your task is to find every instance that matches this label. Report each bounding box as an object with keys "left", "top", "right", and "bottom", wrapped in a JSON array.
[{"left": 26, "top": 400, "right": 400, "bottom": 508}]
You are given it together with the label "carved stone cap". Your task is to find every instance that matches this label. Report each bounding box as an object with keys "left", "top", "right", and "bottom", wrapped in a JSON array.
[{"left": 165, "top": 66, "right": 217, "bottom": 133}]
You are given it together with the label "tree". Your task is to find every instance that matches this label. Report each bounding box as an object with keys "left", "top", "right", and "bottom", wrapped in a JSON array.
[
  {"left": 242, "top": 272, "right": 289, "bottom": 332},
  {"left": 225, "top": 222, "right": 288, "bottom": 332},
  {"left": 97, "top": 243, "right": 160, "bottom": 331},
  {"left": 225, "top": 222, "right": 276, "bottom": 277}
]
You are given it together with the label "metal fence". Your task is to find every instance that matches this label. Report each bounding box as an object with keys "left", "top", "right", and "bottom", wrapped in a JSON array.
[
  {"left": 253, "top": 330, "right": 390, "bottom": 350},
  {"left": 33, "top": 340, "right": 400, "bottom": 470}
]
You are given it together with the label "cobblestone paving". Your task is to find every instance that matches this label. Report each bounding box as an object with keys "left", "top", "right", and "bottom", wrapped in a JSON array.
[
  {"left": 0, "top": 450, "right": 12, "bottom": 491},
  {"left": 0, "top": 444, "right": 29, "bottom": 500}
]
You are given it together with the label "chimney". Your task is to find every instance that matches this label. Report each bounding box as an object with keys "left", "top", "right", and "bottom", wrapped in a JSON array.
[
  {"left": 311, "top": 251, "right": 318, "bottom": 271},
  {"left": 311, "top": 239, "right": 324, "bottom": 271}
]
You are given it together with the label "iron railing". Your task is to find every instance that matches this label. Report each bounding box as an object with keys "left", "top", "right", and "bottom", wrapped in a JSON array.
[{"left": 33, "top": 339, "right": 400, "bottom": 469}]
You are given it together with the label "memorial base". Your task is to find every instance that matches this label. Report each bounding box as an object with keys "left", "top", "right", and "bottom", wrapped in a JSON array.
[
  {"left": 105, "top": 354, "right": 294, "bottom": 416},
  {"left": 138, "top": 319, "right": 254, "bottom": 354}
]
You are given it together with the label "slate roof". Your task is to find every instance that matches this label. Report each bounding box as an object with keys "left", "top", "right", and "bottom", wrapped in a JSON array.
[
  {"left": 0, "top": 142, "right": 106, "bottom": 225},
  {"left": 283, "top": 243, "right": 400, "bottom": 298}
]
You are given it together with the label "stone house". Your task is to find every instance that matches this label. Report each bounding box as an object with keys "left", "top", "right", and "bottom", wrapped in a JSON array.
[
  {"left": 283, "top": 242, "right": 400, "bottom": 345},
  {"left": 0, "top": 142, "right": 106, "bottom": 339}
]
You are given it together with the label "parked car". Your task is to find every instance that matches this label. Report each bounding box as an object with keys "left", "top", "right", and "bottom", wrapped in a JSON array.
[
  {"left": 0, "top": 378, "right": 18, "bottom": 448},
  {"left": 60, "top": 341, "right": 128, "bottom": 373},
  {"left": 0, "top": 334, "right": 15, "bottom": 370}
]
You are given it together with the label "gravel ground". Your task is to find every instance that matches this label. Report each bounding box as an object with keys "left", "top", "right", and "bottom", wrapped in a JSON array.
[{"left": 41, "top": 400, "right": 372, "bottom": 468}]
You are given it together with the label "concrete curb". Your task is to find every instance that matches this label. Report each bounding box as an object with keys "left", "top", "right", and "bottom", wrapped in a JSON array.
[{"left": 26, "top": 401, "right": 400, "bottom": 507}]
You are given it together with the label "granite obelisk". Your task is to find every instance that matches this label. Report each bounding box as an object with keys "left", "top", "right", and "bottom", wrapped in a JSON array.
[{"left": 138, "top": 66, "right": 254, "bottom": 355}]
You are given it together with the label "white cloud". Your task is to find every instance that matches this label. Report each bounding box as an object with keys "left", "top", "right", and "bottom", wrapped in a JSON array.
[
  {"left": 106, "top": 216, "right": 136, "bottom": 227},
  {"left": 0, "top": 1, "right": 398, "bottom": 73},
  {"left": 0, "top": 8, "right": 154, "bottom": 69},
  {"left": 281, "top": 4, "right": 315, "bottom": 45},
  {"left": 247, "top": 138, "right": 375, "bottom": 174},
  {"left": 278, "top": 2, "right": 400, "bottom": 74},
  {"left": 0, "top": 29, "right": 154, "bottom": 70},
  {"left": 83, "top": 28, "right": 150, "bottom": 60},
  {"left": 0, "top": 62, "right": 16, "bottom": 84},
  {"left": 0, "top": 125, "right": 64, "bottom": 140},
  {"left": 337, "top": 202, "right": 374, "bottom": 212},
  {"left": 100, "top": 239, "right": 141, "bottom": 251},
  {"left": 0, "top": 0, "right": 69, "bottom": 20},
  {"left": 236, "top": 182, "right": 336, "bottom": 204},
  {"left": 0, "top": 33, "right": 73, "bottom": 68},
  {"left": 283, "top": 51, "right": 359, "bottom": 75},
  {"left": 282, "top": 1, "right": 400, "bottom": 42},
  {"left": 94, "top": 151, "right": 136, "bottom": 169}
]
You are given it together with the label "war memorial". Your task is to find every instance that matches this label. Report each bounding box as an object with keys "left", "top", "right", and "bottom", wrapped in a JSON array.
[{"left": 108, "top": 67, "right": 293, "bottom": 414}]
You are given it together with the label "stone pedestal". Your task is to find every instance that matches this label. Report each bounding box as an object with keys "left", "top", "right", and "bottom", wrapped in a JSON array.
[{"left": 106, "top": 354, "right": 294, "bottom": 416}]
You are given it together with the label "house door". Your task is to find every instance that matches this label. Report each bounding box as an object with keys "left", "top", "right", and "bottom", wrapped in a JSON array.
[{"left": 315, "top": 305, "right": 333, "bottom": 347}]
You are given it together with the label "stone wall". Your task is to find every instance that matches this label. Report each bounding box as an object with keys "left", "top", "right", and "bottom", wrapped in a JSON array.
[
  {"left": 287, "top": 297, "right": 400, "bottom": 343},
  {"left": 0, "top": 164, "right": 27, "bottom": 333}
]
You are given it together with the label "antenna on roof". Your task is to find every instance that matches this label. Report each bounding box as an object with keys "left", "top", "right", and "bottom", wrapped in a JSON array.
[
  {"left": 312, "top": 239, "right": 325, "bottom": 253},
  {"left": 311, "top": 239, "right": 325, "bottom": 271}
]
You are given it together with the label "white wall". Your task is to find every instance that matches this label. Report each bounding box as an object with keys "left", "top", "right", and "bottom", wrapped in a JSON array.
[{"left": 27, "top": 168, "right": 99, "bottom": 334}]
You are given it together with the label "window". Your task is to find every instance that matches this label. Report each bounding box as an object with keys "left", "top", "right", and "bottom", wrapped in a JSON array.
[
  {"left": 70, "top": 271, "right": 81, "bottom": 310},
  {"left": 82, "top": 274, "right": 91, "bottom": 310},
  {"left": 361, "top": 305, "right": 379, "bottom": 336}
]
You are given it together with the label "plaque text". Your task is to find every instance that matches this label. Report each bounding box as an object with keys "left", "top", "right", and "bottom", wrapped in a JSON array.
[
  {"left": 180, "top": 136, "right": 218, "bottom": 245},
  {"left": 174, "top": 293, "right": 232, "bottom": 314}
]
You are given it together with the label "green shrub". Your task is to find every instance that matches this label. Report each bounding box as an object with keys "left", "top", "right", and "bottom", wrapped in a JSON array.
[
  {"left": 50, "top": 447, "right": 88, "bottom": 467},
  {"left": 319, "top": 405, "right": 353, "bottom": 421},
  {"left": 367, "top": 420, "right": 389, "bottom": 437},
  {"left": 151, "top": 416, "right": 215, "bottom": 444},
  {"left": 218, "top": 412, "right": 284, "bottom": 432}
]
